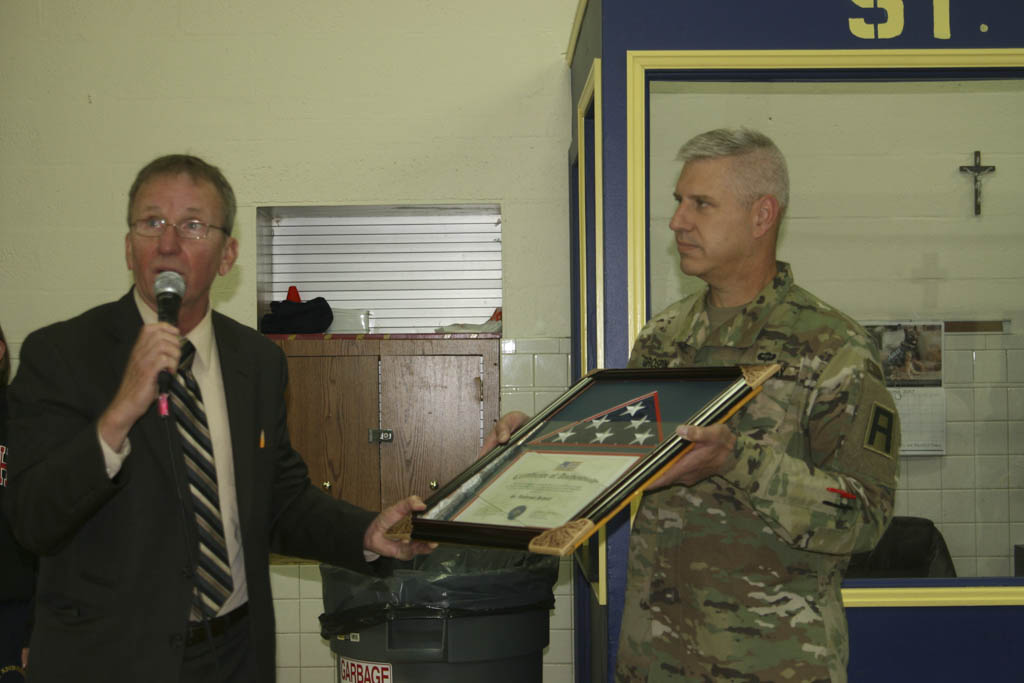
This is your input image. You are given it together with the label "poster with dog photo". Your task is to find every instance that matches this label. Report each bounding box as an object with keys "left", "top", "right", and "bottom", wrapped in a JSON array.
[
  {"left": 867, "top": 322, "right": 943, "bottom": 387},
  {"left": 864, "top": 322, "right": 944, "bottom": 455}
]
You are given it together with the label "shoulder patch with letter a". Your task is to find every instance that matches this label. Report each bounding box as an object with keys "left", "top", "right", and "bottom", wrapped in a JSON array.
[{"left": 864, "top": 402, "right": 896, "bottom": 458}]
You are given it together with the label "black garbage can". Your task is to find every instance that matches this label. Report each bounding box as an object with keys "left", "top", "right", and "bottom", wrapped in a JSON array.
[{"left": 320, "top": 545, "right": 559, "bottom": 683}]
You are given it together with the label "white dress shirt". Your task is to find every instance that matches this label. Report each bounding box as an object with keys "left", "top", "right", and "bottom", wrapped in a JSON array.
[{"left": 98, "top": 290, "right": 248, "bottom": 615}]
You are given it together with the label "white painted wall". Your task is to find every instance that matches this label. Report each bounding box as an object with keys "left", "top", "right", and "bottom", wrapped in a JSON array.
[
  {"left": 0, "top": 0, "right": 577, "bottom": 366},
  {"left": 1, "top": 1, "right": 578, "bottom": 679},
  {"left": 648, "top": 80, "right": 1024, "bottom": 324}
]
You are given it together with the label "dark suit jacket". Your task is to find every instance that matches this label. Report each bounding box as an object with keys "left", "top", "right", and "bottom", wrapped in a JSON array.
[{"left": 3, "top": 291, "right": 375, "bottom": 682}]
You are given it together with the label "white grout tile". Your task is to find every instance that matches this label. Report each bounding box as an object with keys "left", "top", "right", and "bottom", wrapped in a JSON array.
[
  {"left": 951, "top": 556, "right": 977, "bottom": 578},
  {"left": 939, "top": 522, "right": 975, "bottom": 557},
  {"left": 906, "top": 457, "right": 942, "bottom": 489},
  {"left": 300, "top": 666, "right": 336, "bottom": 683},
  {"left": 943, "top": 350, "right": 974, "bottom": 384},
  {"left": 550, "top": 593, "right": 573, "bottom": 631},
  {"left": 544, "top": 662, "right": 575, "bottom": 683},
  {"left": 535, "top": 353, "right": 569, "bottom": 388},
  {"left": 977, "top": 557, "right": 1010, "bottom": 576},
  {"left": 274, "top": 599, "right": 302, "bottom": 635},
  {"left": 906, "top": 490, "right": 942, "bottom": 521},
  {"left": 941, "top": 490, "right": 976, "bottom": 524},
  {"left": 543, "top": 628, "right": 574, "bottom": 665},
  {"left": 944, "top": 334, "right": 987, "bottom": 351},
  {"left": 535, "top": 391, "right": 566, "bottom": 414},
  {"left": 1010, "top": 456, "right": 1024, "bottom": 489},
  {"left": 976, "top": 488, "right": 1009, "bottom": 523},
  {"left": 500, "top": 389, "right": 536, "bottom": 416},
  {"left": 554, "top": 557, "right": 574, "bottom": 596},
  {"left": 1009, "top": 389, "right": 1024, "bottom": 421},
  {"left": 276, "top": 633, "right": 301, "bottom": 668},
  {"left": 300, "top": 598, "right": 325, "bottom": 634},
  {"left": 516, "top": 338, "right": 563, "bottom": 354},
  {"left": 276, "top": 668, "right": 300, "bottom": 683},
  {"left": 940, "top": 456, "right": 975, "bottom": 490},
  {"left": 1009, "top": 422, "right": 1024, "bottom": 455},
  {"left": 501, "top": 353, "right": 534, "bottom": 387},
  {"left": 976, "top": 456, "right": 1009, "bottom": 489},
  {"left": 944, "top": 388, "right": 974, "bottom": 421},
  {"left": 298, "top": 564, "right": 323, "bottom": 599},
  {"left": 975, "top": 422, "right": 1008, "bottom": 455},
  {"left": 974, "top": 350, "right": 1007, "bottom": 383},
  {"left": 973, "top": 388, "right": 1007, "bottom": 420},
  {"left": 1010, "top": 489, "right": 1024, "bottom": 523},
  {"left": 945, "top": 422, "right": 974, "bottom": 455},
  {"left": 1008, "top": 350, "right": 1024, "bottom": 382},
  {"left": 299, "top": 633, "right": 335, "bottom": 669},
  {"left": 997, "top": 335, "right": 1024, "bottom": 350},
  {"left": 892, "top": 488, "right": 909, "bottom": 517},
  {"left": 977, "top": 523, "right": 1010, "bottom": 557},
  {"left": 271, "top": 564, "right": 301, "bottom": 599}
]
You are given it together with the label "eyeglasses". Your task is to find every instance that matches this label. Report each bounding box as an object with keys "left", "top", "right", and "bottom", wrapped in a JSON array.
[{"left": 129, "top": 217, "right": 227, "bottom": 240}]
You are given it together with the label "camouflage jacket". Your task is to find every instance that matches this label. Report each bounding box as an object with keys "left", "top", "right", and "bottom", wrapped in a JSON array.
[{"left": 615, "top": 262, "right": 899, "bottom": 683}]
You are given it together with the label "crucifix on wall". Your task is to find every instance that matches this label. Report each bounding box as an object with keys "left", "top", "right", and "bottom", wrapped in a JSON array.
[{"left": 958, "top": 150, "right": 995, "bottom": 216}]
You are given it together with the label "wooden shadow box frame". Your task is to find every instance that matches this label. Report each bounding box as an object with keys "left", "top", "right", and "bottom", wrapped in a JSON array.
[{"left": 388, "top": 365, "right": 778, "bottom": 555}]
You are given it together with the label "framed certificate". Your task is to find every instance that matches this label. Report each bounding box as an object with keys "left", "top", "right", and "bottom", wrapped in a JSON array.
[{"left": 387, "top": 365, "right": 779, "bottom": 555}]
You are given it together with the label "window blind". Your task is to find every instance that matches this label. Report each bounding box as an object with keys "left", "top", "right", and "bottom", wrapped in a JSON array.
[{"left": 257, "top": 205, "right": 502, "bottom": 334}]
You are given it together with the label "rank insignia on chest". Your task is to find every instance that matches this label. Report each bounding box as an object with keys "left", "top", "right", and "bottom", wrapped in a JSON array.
[{"left": 757, "top": 351, "right": 776, "bottom": 362}]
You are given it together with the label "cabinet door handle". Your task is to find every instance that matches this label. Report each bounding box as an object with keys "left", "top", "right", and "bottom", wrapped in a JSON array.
[
  {"left": 322, "top": 481, "right": 332, "bottom": 491},
  {"left": 429, "top": 480, "right": 439, "bottom": 490}
]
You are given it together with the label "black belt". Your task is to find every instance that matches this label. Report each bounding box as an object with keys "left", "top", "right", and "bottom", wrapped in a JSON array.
[{"left": 185, "top": 603, "right": 249, "bottom": 647}]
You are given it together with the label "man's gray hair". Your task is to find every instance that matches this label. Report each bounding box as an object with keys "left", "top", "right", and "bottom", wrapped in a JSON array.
[
  {"left": 127, "top": 154, "right": 237, "bottom": 235},
  {"left": 676, "top": 128, "right": 789, "bottom": 213}
]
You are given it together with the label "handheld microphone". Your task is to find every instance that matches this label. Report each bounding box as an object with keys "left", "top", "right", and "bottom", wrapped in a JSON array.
[{"left": 154, "top": 271, "right": 185, "bottom": 417}]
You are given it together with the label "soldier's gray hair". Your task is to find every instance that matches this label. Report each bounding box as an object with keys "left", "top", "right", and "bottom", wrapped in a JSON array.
[{"left": 676, "top": 128, "right": 789, "bottom": 214}]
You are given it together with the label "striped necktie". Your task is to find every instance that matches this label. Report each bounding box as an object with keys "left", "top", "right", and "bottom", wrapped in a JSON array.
[{"left": 170, "top": 340, "right": 233, "bottom": 620}]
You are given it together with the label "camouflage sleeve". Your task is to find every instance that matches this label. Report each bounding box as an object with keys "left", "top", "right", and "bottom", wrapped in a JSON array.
[{"left": 722, "top": 344, "right": 900, "bottom": 555}]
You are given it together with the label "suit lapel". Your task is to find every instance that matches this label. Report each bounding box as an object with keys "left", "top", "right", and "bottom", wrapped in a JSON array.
[
  {"left": 106, "top": 291, "right": 180, "bottom": 485},
  {"left": 213, "top": 314, "right": 255, "bottom": 531}
]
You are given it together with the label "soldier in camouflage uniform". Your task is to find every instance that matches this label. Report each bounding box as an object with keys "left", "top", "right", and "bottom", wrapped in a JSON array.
[{"left": 614, "top": 129, "right": 899, "bottom": 682}]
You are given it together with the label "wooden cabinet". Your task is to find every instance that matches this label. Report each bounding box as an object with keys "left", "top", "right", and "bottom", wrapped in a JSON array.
[{"left": 270, "top": 336, "right": 499, "bottom": 511}]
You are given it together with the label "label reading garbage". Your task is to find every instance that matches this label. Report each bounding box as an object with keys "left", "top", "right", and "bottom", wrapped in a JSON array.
[{"left": 340, "top": 656, "right": 392, "bottom": 683}]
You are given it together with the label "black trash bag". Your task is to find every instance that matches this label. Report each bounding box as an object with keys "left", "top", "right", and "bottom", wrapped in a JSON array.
[
  {"left": 259, "top": 297, "right": 333, "bottom": 334},
  {"left": 845, "top": 516, "right": 956, "bottom": 579},
  {"left": 319, "top": 545, "right": 560, "bottom": 637}
]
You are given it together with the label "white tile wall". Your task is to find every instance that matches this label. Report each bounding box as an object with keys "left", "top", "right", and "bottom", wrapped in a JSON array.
[
  {"left": 912, "top": 331, "right": 1024, "bottom": 577},
  {"left": 500, "top": 337, "right": 574, "bottom": 416}
]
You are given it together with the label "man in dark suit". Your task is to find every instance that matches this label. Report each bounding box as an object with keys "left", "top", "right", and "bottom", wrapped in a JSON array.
[{"left": 3, "top": 154, "right": 433, "bottom": 682}]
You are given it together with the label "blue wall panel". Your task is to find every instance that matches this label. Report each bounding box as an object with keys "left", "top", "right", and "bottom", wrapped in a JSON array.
[{"left": 568, "top": 3, "right": 1024, "bottom": 681}]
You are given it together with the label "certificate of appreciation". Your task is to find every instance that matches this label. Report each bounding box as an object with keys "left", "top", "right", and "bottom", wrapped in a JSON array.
[{"left": 452, "top": 451, "right": 641, "bottom": 528}]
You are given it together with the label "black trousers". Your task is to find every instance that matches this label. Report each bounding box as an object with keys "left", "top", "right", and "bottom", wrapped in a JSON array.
[{"left": 180, "top": 610, "right": 262, "bottom": 683}]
